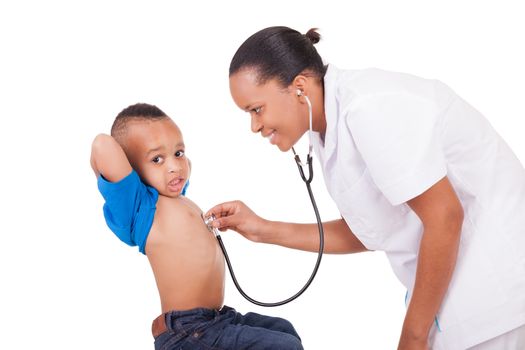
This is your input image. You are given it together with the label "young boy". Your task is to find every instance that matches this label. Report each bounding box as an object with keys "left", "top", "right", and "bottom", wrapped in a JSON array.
[{"left": 91, "top": 103, "right": 303, "bottom": 350}]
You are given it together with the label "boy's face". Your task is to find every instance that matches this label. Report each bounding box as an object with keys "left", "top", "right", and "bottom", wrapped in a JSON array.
[{"left": 123, "top": 118, "right": 190, "bottom": 198}]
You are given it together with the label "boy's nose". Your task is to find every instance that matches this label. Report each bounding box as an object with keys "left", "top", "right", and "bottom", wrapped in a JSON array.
[
  {"left": 251, "top": 115, "right": 263, "bottom": 133},
  {"left": 167, "top": 158, "right": 181, "bottom": 173}
]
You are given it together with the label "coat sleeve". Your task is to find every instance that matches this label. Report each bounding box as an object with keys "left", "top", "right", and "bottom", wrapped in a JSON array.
[{"left": 345, "top": 90, "right": 448, "bottom": 205}]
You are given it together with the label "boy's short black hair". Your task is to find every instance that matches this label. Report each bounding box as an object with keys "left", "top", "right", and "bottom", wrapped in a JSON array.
[{"left": 111, "top": 103, "right": 168, "bottom": 141}]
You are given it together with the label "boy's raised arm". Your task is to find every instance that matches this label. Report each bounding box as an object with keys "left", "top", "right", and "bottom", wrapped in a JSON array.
[{"left": 90, "top": 134, "right": 132, "bottom": 182}]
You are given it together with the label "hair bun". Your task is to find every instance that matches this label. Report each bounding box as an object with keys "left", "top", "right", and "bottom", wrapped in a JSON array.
[{"left": 305, "top": 28, "right": 321, "bottom": 44}]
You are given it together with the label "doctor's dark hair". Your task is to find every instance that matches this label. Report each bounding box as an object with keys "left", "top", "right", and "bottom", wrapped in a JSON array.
[
  {"left": 111, "top": 103, "right": 168, "bottom": 142},
  {"left": 229, "top": 26, "right": 326, "bottom": 86}
]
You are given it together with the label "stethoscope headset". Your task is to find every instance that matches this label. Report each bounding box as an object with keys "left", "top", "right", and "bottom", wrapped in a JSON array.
[{"left": 203, "top": 89, "right": 324, "bottom": 307}]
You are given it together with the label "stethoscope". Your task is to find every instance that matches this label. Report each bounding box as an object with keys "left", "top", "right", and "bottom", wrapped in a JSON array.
[{"left": 203, "top": 89, "right": 325, "bottom": 307}]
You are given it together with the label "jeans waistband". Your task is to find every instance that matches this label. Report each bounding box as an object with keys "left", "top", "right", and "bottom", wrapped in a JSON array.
[{"left": 152, "top": 306, "right": 229, "bottom": 338}]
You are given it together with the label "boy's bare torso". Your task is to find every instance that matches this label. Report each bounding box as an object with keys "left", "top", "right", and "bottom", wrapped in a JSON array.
[{"left": 146, "top": 195, "right": 225, "bottom": 313}]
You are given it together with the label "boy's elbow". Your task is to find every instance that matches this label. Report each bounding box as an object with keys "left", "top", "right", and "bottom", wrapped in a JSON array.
[
  {"left": 90, "top": 133, "right": 132, "bottom": 181},
  {"left": 91, "top": 134, "right": 120, "bottom": 157},
  {"left": 92, "top": 133, "right": 113, "bottom": 150},
  {"left": 90, "top": 134, "right": 115, "bottom": 175}
]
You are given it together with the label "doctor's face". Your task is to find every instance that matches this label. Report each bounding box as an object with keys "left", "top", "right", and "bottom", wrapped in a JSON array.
[{"left": 229, "top": 69, "right": 309, "bottom": 152}]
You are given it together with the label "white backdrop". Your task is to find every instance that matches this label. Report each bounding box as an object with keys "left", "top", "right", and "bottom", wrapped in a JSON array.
[{"left": 1, "top": 1, "right": 524, "bottom": 349}]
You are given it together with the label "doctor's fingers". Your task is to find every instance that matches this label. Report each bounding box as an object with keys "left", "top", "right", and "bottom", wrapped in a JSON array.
[
  {"left": 212, "top": 213, "right": 262, "bottom": 242},
  {"left": 213, "top": 215, "right": 241, "bottom": 231},
  {"left": 205, "top": 200, "right": 247, "bottom": 219}
]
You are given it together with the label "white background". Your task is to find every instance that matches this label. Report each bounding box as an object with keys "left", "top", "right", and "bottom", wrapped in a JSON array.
[{"left": 1, "top": 0, "right": 524, "bottom": 349}]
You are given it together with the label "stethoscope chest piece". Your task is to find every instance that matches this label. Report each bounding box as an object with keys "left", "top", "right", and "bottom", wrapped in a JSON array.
[{"left": 202, "top": 213, "right": 220, "bottom": 237}]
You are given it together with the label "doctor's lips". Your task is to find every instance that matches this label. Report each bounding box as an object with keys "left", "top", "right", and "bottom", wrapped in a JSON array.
[
  {"left": 262, "top": 130, "right": 277, "bottom": 144},
  {"left": 168, "top": 177, "right": 185, "bottom": 192}
]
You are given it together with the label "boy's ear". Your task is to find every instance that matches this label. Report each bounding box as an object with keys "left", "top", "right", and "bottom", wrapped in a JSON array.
[{"left": 188, "top": 158, "right": 192, "bottom": 176}]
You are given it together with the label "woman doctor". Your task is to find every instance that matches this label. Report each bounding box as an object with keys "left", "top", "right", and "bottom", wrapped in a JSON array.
[{"left": 206, "top": 26, "right": 525, "bottom": 350}]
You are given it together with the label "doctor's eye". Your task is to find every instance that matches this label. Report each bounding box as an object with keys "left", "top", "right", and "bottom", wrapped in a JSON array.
[
  {"left": 175, "top": 150, "right": 185, "bottom": 158},
  {"left": 152, "top": 156, "right": 164, "bottom": 164}
]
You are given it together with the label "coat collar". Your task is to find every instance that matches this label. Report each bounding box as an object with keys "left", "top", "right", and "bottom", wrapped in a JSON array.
[{"left": 316, "top": 63, "right": 340, "bottom": 164}]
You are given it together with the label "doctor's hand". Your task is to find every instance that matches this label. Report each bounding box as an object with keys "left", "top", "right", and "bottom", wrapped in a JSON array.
[{"left": 205, "top": 201, "right": 267, "bottom": 242}]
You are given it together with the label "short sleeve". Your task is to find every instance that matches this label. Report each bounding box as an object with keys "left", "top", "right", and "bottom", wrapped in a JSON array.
[
  {"left": 181, "top": 179, "right": 189, "bottom": 196},
  {"left": 97, "top": 170, "right": 158, "bottom": 254},
  {"left": 346, "top": 92, "right": 447, "bottom": 205}
]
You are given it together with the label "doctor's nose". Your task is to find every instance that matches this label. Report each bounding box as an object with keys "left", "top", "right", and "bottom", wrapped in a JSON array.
[{"left": 251, "top": 115, "right": 263, "bottom": 134}]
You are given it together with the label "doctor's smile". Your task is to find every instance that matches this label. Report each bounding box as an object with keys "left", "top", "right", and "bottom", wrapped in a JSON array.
[{"left": 262, "top": 130, "right": 276, "bottom": 144}]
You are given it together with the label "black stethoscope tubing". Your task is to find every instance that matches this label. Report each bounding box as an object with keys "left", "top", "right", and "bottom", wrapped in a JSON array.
[{"left": 214, "top": 152, "right": 325, "bottom": 307}]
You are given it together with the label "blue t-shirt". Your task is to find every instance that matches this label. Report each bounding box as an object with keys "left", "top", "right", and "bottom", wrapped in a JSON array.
[{"left": 97, "top": 170, "right": 188, "bottom": 254}]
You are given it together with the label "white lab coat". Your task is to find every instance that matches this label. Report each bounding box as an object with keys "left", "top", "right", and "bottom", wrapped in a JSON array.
[{"left": 313, "top": 64, "right": 525, "bottom": 349}]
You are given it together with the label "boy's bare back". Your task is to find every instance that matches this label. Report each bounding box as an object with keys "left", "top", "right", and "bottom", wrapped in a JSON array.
[{"left": 147, "top": 195, "right": 224, "bottom": 312}]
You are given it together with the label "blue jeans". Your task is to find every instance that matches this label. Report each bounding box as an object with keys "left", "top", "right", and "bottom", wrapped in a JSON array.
[{"left": 154, "top": 305, "right": 303, "bottom": 350}]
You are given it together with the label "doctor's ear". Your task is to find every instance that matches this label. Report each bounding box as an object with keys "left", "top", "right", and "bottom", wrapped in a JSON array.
[{"left": 291, "top": 74, "right": 308, "bottom": 97}]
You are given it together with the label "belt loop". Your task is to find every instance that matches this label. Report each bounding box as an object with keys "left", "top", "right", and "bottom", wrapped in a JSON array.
[{"left": 164, "top": 312, "right": 172, "bottom": 333}]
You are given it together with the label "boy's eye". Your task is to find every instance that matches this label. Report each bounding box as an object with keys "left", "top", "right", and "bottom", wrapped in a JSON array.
[
  {"left": 152, "top": 156, "right": 163, "bottom": 164},
  {"left": 253, "top": 107, "right": 262, "bottom": 114},
  {"left": 175, "top": 150, "right": 185, "bottom": 158}
]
